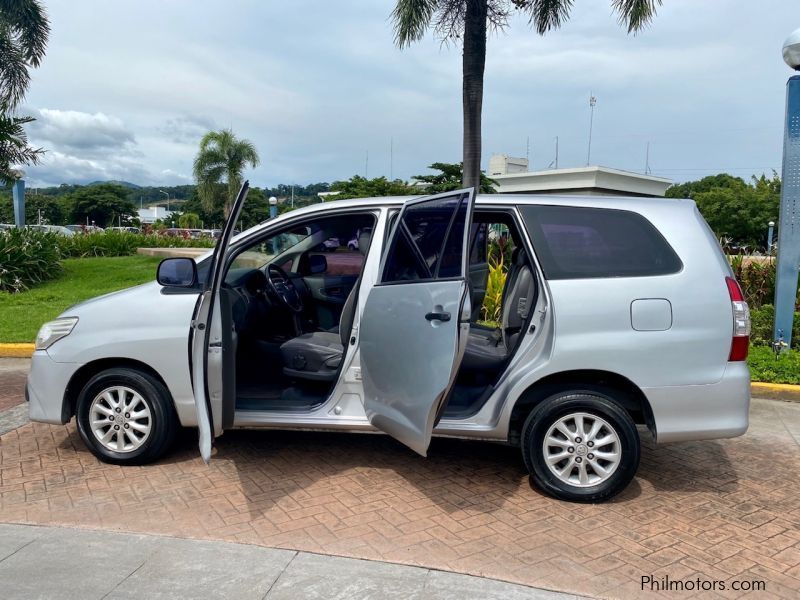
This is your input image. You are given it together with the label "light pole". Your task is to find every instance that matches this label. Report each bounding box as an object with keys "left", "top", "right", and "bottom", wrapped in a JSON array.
[
  {"left": 10, "top": 169, "right": 25, "bottom": 228},
  {"left": 773, "top": 29, "right": 800, "bottom": 348},
  {"left": 269, "top": 196, "right": 278, "bottom": 219},
  {"left": 158, "top": 190, "right": 169, "bottom": 211},
  {"left": 768, "top": 221, "right": 776, "bottom": 253}
]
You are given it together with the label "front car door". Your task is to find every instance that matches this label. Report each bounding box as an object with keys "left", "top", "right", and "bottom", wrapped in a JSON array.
[
  {"left": 358, "top": 189, "right": 475, "bottom": 456},
  {"left": 191, "top": 181, "right": 250, "bottom": 462}
]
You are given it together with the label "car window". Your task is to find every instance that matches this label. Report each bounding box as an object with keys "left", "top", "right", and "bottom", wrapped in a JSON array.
[
  {"left": 307, "top": 249, "right": 364, "bottom": 276},
  {"left": 228, "top": 227, "right": 311, "bottom": 271},
  {"left": 519, "top": 205, "right": 682, "bottom": 279},
  {"left": 381, "top": 194, "right": 468, "bottom": 283}
]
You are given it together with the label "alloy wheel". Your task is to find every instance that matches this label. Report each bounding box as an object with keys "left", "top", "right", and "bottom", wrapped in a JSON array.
[
  {"left": 542, "top": 412, "right": 621, "bottom": 487},
  {"left": 89, "top": 386, "right": 152, "bottom": 453}
]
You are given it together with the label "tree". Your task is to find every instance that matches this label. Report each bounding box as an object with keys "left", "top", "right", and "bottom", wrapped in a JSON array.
[
  {"left": 412, "top": 161, "right": 497, "bottom": 193},
  {"left": 392, "top": 0, "right": 661, "bottom": 190},
  {"left": 666, "top": 173, "right": 747, "bottom": 199},
  {"left": 0, "top": 0, "right": 49, "bottom": 183},
  {"left": 193, "top": 129, "right": 259, "bottom": 219},
  {"left": 177, "top": 212, "right": 201, "bottom": 229},
  {"left": 329, "top": 175, "right": 416, "bottom": 199},
  {"left": 238, "top": 186, "right": 270, "bottom": 229},
  {"left": 678, "top": 172, "right": 781, "bottom": 249},
  {"left": 63, "top": 184, "right": 137, "bottom": 228},
  {"left": 24, "top": 193, "right": 64, "bottom": 224}
]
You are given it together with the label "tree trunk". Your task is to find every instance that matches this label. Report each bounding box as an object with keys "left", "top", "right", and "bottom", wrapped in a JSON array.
[{"left": 462, "top": 0, "right": 487, "bottom": 190}]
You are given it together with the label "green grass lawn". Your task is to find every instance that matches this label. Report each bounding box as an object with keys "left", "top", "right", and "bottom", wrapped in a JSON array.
[{"left": 0, "top": 255, "right": 161, "bottom": 342}]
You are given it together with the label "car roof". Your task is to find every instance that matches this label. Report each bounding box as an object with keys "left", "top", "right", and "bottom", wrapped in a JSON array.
[{"left": 285, "top": 193, "right": 693, "bottom": 216}]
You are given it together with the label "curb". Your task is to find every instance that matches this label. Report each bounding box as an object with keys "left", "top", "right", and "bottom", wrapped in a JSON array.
[
  {"left": 1, "top": 343, "right": 800, "bottom": 402},
  {"left": 0, "top": 343, "right": 35, "bottom": 358},
  {"left": 751, "top": 382, "right": 800, "bottom": 402}
]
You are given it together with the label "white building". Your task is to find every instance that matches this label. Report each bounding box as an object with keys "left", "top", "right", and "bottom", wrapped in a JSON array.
[
  {"left": 488, "top": 154, "right": 529, "bottom": 176},
  {"left": 488, "top": 154, "right": 672, "bottom": 198},
  {"left": 138, "top": 206, "right": 174, "bottom": 224}
]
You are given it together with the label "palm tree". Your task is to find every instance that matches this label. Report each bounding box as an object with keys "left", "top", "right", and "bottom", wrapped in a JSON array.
[
  {"left": 192, "top": 129, "right": 260, "bottom": 219},
  {"left": 0, "top": 0, "right": 49, "bottom": 183},
  {"left": 0, "top": 0, "right": 50, "bottom": 110},
  {"left": 392, "top": 0, "right": 661, "bottom": 190}
]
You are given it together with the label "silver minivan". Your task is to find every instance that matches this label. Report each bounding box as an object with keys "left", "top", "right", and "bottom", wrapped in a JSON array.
[{"left": 27, "top": 186, "right": 751, "bottom": 502}]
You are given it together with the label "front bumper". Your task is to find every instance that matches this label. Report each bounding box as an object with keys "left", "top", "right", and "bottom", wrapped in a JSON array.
[
  {"left": 27, "top": 350, "right": 82, "bottom": 425},
  {"left": 644, "top": 361, "right": 751, "bottom": 444}
]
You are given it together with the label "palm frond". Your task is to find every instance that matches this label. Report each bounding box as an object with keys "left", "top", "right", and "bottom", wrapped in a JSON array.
[
  {"left": 391, "top": 0, "right": 439, "bottom": 49},
  {"left": 610, "top": 0, "right": 661, "bottom": 33},
  {"left": 0, "top": 0, "right": 50, "bottom": 66},
  {"left": 0, "top": 33, "right": 31, "bottom": 109},
  {"left": 519, "top": 0, "right": 575, "bottom": 35},
  {"left": 0, "top": 112, "right": 44, "bottom": 184}
]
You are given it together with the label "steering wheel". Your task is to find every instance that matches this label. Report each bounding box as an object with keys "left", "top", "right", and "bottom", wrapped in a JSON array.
[{"left": 266, "top": 264, "right": 304, "bottom": 313}]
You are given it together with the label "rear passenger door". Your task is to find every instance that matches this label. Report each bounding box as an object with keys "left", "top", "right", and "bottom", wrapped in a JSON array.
[{"left": 358, "top": 189, "right": 475, "bottom": 456}]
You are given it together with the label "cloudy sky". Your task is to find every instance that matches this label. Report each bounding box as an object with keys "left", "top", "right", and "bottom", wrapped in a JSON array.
[{"left": 20, "top": 0, "right": 798, "bottom": 188}]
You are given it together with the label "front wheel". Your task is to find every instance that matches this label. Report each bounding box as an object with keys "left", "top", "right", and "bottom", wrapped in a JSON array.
[
  {"left": 76, "top": 367, "right": 177, "bottom": 465},
  {"left": 521, "top": 391, "right": 640, "bottom": 503}
]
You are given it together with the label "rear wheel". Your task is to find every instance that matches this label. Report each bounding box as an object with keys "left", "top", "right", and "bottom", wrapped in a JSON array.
[
  {"left": 76, "top": 367, "right": 177, "bottom": 465},
  {"left": 521, "top": 391, "right": 640, "bottom": 502}
]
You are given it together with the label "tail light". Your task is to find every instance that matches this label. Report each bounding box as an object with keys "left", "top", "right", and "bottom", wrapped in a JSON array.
[{"left": 725, "top": 277, "right": 750, "bottom": 361}]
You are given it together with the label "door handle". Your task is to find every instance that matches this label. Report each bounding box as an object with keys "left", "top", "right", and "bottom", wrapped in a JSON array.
[{"left": 425, "top": 311, "right": 451, "bottom": 322}]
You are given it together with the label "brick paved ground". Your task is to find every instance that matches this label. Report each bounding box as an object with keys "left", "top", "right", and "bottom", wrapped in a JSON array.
[
  {"left": 0, "top": 364, "right": 798, "bottom": 599},
  {"left": 0, "top": 358, "right": 27, "bottom": 411}
]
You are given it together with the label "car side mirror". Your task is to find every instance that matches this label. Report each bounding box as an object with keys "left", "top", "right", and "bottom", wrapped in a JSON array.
[
  {"left": 157, "top": 257, "right": 197, "bottom": 287},
  {"left": 308, "top": 254, "right": 327, "bottom": 275}
]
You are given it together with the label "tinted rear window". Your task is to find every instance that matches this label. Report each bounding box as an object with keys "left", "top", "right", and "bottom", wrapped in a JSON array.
[{"left": 519, "top": 205, "right": 682, "bottom": 279}]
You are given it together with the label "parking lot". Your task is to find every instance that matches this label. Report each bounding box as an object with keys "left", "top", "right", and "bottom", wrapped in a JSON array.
[{"left": 1, "top": 361, "right": 799, "bottom": 599}]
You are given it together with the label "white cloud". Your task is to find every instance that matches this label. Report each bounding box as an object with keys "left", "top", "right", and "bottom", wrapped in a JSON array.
[{"left": 29, "top": 108, "right": 135, "bottom": 153}]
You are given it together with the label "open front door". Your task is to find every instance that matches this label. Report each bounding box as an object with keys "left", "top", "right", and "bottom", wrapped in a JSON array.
[
  {"left": 191, "top": 181, "right": 250, "bottom": 462},
  {"left": 359, "top": 189, "right": 475, "bottom": 456}
]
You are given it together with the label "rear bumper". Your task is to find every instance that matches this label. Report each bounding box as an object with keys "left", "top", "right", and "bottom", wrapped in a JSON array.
[
  {"left": 644, "top": 362, "right": 750, "bottom": 444},
  {"left": 27, "top": 350, "right": 81, "bottom": 425}
]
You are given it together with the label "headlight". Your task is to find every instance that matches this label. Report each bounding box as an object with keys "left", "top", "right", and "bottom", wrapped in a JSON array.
[{"left": 35, "top": 317, "right": 78, "bottom": 350}]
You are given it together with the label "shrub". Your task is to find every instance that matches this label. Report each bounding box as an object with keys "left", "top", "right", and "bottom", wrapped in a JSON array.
[
  {"left": 480, "top": 256, "right": 506, "bottom": 326},
  {"left": 729, "top": 255, "right": 776, "bottom": 309},
  {"left": 748, "top": 345, "right": 800, "bottom": 385},
  {"left": 0, "top": 228, "right": 62, "bottom": 292},
  {"left": 750, "top": 304, "right": 800, "bottom": 349},
  {"left": 480, "top": 236, "right": 513, "bottom": 326},
  {"left": 57, "top": 231, "right": 214, "bottom": 258}
]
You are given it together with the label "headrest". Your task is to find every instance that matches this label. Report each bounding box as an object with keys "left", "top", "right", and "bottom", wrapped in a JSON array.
[{"left": 358, "top": 228, "right": 372, "bottom": 255}]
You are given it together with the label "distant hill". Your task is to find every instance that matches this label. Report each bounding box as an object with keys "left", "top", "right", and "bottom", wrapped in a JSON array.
[{"left": 87, "top": 180, "right": 142, "bottom": 189}]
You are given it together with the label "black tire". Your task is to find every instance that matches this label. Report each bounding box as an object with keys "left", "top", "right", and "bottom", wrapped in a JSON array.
[
  {"left": 521, "top": 391, "right": 640, "bottom": 503},
  {"left": 76, "top": 367, "right": 177, "bottom": 465}
]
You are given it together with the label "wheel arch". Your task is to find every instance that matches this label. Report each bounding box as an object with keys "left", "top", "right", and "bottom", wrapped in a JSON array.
[
  {"left": 64, "top": 358, "right": 175, "bottom": 422},
  {"left": 507, "top": 369, "right": 655, "bottom": 446}
]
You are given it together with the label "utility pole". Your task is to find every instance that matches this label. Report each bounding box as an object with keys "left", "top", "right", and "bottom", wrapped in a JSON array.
[
  {"left": 548, "top": 137, "right": 559, "bottom": 170},
  {"left": 587, "top": 93, "right": 597, "bottom": 166},
  {"left": 291, "top": 185, "right": 295, "bottom": 208},
  {"left": 526, "top": 136, "right": 530, "bottom": 168}
]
